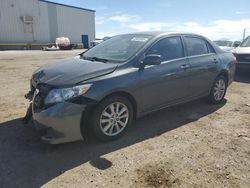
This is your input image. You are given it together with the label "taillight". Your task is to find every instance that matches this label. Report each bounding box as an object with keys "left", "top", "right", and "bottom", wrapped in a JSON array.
[{"left": 232, "top": 56, "right": 237, "bottom": 64}]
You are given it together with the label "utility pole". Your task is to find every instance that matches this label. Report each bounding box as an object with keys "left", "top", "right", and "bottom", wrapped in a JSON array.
[{"left": 243, "top": 28, "right": 246, "bottom": 41}]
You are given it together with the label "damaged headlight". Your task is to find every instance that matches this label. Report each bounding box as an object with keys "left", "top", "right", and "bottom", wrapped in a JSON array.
[{"left": 44, "top": 84, "right": 92, "bottom": 105}]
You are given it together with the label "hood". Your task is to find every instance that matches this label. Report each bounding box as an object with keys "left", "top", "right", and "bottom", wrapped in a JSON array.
[
  {"left": 220, "top": 46, "right": 233, "bottom": 51},
  {"left": 32, "top": 56, "right": 118, "bottom": 86},
  {"left": 235, "top": 47, "right": 250, "bottom": 54}
]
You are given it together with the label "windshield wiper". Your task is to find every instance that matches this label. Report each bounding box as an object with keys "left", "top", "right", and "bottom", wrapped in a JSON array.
[
  {"left": 81, "top": 55, "right": 108, "bottom": 63},
  {"left": 90, "top": 57, "right": 109, "bottom": 63}
]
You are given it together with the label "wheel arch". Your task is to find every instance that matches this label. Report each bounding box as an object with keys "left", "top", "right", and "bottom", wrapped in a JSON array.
[
  {"left": 99, "top": 91, "right": 138, "bottom": 119},
  {"left": 218, "top": 70, "right": 229, "bottom": 84},
  {"left": 80, "top": 90, "right": 138, "bottom": 137},
  {"left": 209, "top": 71, "right": 229, "bottom": 94}
]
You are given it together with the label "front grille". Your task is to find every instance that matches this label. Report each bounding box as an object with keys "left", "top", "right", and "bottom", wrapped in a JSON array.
[
  {"left": 30, "top": 79, "right": 35, "bottom": 93},
  {"left": 37, "top": 84, "right": 51, "bottom": 98},
  {"left": 236, "top": 54, "right": 250, "bottom": 62}
]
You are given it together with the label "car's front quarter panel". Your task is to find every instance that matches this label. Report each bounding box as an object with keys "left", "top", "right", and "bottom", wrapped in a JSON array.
[{"left": 82, "top": 66, "right": 142, "bottom": 113}]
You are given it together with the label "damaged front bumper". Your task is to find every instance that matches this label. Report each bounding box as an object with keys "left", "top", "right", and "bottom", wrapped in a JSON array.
[
  {"left": 32, "top": 101, "right": 86, "bottom": 144},
  {"left": 24, "top": 84, "right": 95, "bottom": 144},
  {"left": 24, "top": 77, "right": 99, "bottom": 144}
]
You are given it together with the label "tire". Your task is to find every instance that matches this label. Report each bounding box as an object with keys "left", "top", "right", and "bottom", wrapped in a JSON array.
[
  {"left": 90, "top": 95, "right": 133, "bottom": 141},
  {"left": 207, "top": 75, "right": 228, "bottom": 104}
]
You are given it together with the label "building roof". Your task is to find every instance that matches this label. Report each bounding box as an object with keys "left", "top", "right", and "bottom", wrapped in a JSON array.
[{"left": 39, "top": 0, "right": 95, "bottom": 12}]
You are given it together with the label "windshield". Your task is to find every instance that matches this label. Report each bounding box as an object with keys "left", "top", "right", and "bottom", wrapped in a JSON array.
[
  {"left": 214, "top": 40, "right": 233, "bottom": 47},
  {"left": 83, "top": 34, "right": 153, "bottom": 62},
  {"left": 240, "top": 36, "right": 250, "bottom": 47}
]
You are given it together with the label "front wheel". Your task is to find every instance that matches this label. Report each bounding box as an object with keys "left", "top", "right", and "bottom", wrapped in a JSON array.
[
  {"left": 90, "top": 95, "right": 133, "bottom": 141},
  {"left": 207, "top": 75, "right": 228, "bottom": 104}
]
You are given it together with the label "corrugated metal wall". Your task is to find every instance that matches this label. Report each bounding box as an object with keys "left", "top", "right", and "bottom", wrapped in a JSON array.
[
  {"left": 0, "top": 0, "right": 95, "bottom": 44},
  {"left": 56, "top": 5, "right": 95, "bottom": 44},
  {"left": 0, "top": 0, "right": 50, "bottom": 42}
]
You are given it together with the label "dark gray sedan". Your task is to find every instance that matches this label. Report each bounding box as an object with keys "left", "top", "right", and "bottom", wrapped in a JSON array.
[{"left": 25, "top": 32, "right": 236, "bottom": 144}]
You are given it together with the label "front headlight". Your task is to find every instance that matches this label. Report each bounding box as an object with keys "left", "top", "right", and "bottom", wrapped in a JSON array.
[{"left": 44, "top": 84, "right": 92, "bottom": 105}]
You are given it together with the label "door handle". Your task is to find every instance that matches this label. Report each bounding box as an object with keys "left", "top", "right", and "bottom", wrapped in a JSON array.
[
  {"left": 213, "top": 58, "right": 219, "bottom": 63},
  {"left": 180, "top": 64, "right": 190, "bottom": 70}
]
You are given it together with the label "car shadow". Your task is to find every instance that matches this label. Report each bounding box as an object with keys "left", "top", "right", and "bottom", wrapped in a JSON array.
[
  {"left": 234, "top": 70, "right": 250, "bottom": 84},
  {"left": 0, "top": 99, "right": 226, "bottom": 188}
]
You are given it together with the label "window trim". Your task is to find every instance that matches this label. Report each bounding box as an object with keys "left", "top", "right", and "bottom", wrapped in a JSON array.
[
  {"left": 143, "top": 35, "right": 186, "bottom": 63},
  {"left": 206, "top": 42, "right": 216, "bottom": 54},
  {"left": 183, "top": 35, "right": 215, "bottom": 57},
  {"left": 185, "top": 53, "right": 215, "bottom": 59}
]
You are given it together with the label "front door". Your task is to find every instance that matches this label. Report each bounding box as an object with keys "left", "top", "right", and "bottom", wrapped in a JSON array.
[{"left": 139, "top": 36, "right": 192, "bottom": 112}]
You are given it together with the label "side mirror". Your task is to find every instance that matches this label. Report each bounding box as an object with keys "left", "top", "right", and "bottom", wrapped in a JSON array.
[
  {"left": 142, "top": 54, "right": 161, "bottom": 67},
  {"left": 233, "top": 43, "right": 240, "bottom": 48},
  {"left": 233, "top": 42, "right": 241, "bottom": 48}
]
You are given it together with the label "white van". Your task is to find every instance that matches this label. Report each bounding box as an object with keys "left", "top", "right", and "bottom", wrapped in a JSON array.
[
  {"left": 233, "top": 36, "right": 250, "bottom": 70},
  {"left": 214, "top": 40, "right": 241, "bottom": 52}
]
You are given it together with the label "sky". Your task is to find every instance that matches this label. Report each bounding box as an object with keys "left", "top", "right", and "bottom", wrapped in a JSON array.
[{"left": 49, "top": 0, "right": 250, "bottom": 40}]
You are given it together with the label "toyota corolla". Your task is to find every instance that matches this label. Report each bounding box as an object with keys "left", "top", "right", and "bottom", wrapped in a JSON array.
[{"left": 25, "top": 32, "right": 236, "bottom": 144}]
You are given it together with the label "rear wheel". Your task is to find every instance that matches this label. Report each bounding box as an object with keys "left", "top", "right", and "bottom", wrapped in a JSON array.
[
  {"left": 90, "top": 95, "right": 133, "bottom": 141},
  {"left": 207, "top": 75, "right": 227, "bottom": 104}
]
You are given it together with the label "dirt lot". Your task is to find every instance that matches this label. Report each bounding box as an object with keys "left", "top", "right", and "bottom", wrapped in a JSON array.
[{"left": 0, "top": 50, "right": 249, "bottom": 188}]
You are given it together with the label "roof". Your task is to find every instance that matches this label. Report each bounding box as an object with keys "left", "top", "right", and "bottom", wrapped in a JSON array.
[
  {"left": 128, "top": 31, "right": 204, "bottom": 37},
  {"left": 39, "top": 0, "right": 95, "bottom": 12}
]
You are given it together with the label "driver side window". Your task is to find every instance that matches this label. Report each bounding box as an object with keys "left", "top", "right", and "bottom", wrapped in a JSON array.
[{"left": 146, "top": 37, "right": 184, "bottom": 62}]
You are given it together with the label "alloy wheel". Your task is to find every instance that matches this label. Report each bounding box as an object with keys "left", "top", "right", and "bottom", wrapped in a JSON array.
[
  {"left": 213, "top": 79, "right": 226, "bottom": 101},
  {"left": 100, "top": 102, "right": 129, "bottom": 136}
]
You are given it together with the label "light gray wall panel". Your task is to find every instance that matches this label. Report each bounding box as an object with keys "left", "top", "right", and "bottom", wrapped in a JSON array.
[
  {"left": 56, "top": 5, "right": 95, "bottom": 44},
  {"left": 0, "top": 0, "right": 95, "bottom": 44},
  {"left": 47, "top": 3, "right": 58, "bottom": 42}
]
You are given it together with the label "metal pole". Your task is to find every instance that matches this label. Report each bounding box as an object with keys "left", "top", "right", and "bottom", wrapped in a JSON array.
[{"left": 243, "top": 28, "right": 246, "bottom": 41}]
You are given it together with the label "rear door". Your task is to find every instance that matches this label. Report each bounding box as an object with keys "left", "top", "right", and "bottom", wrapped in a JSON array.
[
  {"left": 183, "top": 36, "right": 219, "bottom": 96},
  {"left": 139, "top": 36, "right": 192, "bottom": 112}
]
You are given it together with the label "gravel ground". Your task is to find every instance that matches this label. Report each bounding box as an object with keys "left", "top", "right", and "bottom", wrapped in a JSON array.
[{"left": 0, "top": 50, "right": 249, "bottom": 188}]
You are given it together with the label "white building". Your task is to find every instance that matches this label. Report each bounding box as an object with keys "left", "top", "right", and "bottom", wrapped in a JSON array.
[{"left": 0, "top": 0, "right": 95, "bottom": 49}]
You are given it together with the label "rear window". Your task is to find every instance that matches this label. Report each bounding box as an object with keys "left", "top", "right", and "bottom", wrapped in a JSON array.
[{"left": 184, "top": 36, "right": 209, "bottom": 56}]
